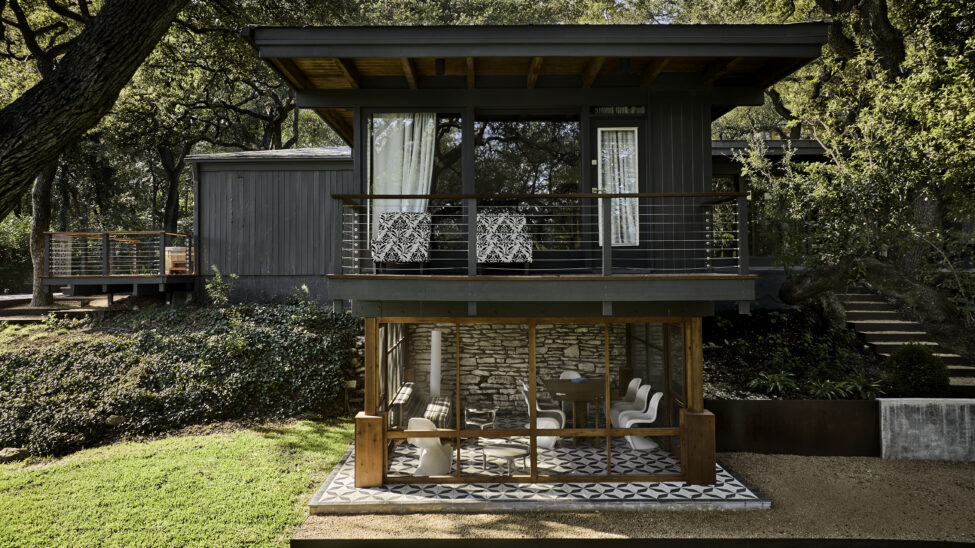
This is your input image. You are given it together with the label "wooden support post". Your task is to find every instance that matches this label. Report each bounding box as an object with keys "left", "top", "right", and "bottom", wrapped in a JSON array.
[
  {"left": 364, "top": 318, "right": 379, "bottom": 415},
  {"left": 528, "top": 320, "right": 538, "bottom": 481},
  {"left": 680, "top": 409, "right": 716, "bottom": 485},
  {"left": 355, "top": 412, "right": 384, "bottom": 487},
  {"left": 684, "top": 317, "right": 704, "bottom": 413}
]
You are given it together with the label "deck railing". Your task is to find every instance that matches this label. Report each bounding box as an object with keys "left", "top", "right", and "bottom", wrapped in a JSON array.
[
  {"left": 43, "top": 231, "right": 195, "bottom": 277},
  {"left": 336, "top": 192, "right": 748, "bottom": 276}
]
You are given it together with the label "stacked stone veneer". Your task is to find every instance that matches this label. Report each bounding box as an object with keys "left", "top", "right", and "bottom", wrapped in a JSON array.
[{"left": 404, "top": 323, "right": 627, "bottom": 413}]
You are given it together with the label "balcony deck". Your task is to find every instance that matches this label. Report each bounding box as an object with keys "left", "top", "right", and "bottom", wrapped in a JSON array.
[{"left": 41, "top": 231, "right": 196, "bottom": 295}]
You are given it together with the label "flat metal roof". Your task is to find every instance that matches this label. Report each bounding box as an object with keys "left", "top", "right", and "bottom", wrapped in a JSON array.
[{"left": 186, "top": 146, "right": 351, "bottom": 163}]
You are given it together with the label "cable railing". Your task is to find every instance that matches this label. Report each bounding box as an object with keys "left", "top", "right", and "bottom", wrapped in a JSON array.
[
  {"left": 335, "top": 192, "right": 748, "bottom": 276},
  {"left": 44, "top": 231, "right": 195, "bottom": 277}
]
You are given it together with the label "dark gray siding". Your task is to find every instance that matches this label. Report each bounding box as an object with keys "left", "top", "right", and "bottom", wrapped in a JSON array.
[{"left": 196, "top": 162, "right": 355, "bottom": 301}]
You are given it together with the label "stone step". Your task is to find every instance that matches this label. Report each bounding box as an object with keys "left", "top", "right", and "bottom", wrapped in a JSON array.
[
  {"left": 878, "top": 351, "right": 968, "bottom": 367},
  {"left": 0, "top": 316, "right": 47, "bottom": 325},
  {"left": 860, "top": 331, "right": 929, "bottom": 343},
  {"left": 835, "top": 293, "right": 886, "bottom": 303},
  {"left": 849, "top": 319, "right": 926, "bottom": 332},
  {"left": 842, "top": 301, "right": 895, "bottom": 312},
  {"left": 949, "top": 379, "right": 975, "bottom": 398},
  {"left": 948, "top": 365, "right": 975, "bottom": 377},
  {"left": 846, "top": 310, "right": 904, "bottom": 321}
]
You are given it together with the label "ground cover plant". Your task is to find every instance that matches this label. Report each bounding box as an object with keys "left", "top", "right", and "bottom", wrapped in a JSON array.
[
  {"left": 0, "top": 292, "right": 360, "bottom": 456},
  {"left": 0, "top": 419, "right": 353, "bottom": 547},
  {"left": 703, "top": 307, "right": 885, "bottom": 400}
]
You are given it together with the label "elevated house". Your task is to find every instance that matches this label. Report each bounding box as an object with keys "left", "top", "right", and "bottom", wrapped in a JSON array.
[{"left": 43, "top": 23, "right": 829, "bottom": 487}]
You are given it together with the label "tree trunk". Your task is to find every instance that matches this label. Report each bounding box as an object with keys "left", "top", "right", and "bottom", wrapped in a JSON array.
[
  {"left": 158, "top": 144, "right": 190, "bottom": 234},
  {"left": 30, "top": 161, "right": 58, "bottom": 307},
  {"left": 0, "top": 0, "right": 189, "bottom": 220}
]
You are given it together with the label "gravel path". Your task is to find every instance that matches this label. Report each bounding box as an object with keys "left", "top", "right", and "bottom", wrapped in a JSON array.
[{"left": 295, "top": 453, "right": 975, "bottom": 541}]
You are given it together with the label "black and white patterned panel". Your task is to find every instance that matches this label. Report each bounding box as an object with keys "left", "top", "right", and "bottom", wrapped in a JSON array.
[
  {"left": 371, "top": 212, "right": 432, "bottom": 263},
  {"left": 476, "top": 212, "right": 533, "bottom": 263}
]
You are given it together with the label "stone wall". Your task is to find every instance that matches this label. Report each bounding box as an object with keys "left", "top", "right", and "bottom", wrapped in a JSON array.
[{"left": 404, "top": 323, "right": 628, "bottom": 413}]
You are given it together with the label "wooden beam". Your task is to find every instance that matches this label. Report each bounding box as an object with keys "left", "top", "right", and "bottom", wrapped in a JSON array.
[
  {"left": 354, "top": 412, "right": 384, "bottom": 487},
  {"left": 526, "top": 56, "right": 543, "bottom": 89},
  {"left": 465, "top": 56, "right": 475, "bottom": 88},
  {"left": 401, "top": 57, "right": 418, "bottom": 89},
  {"left": 334, "top": 58, "right": 361, "bottom": 89},
  {"left": 317, "top": 109, "right": 353, "bottom": 145},
  {"left": 581, "top": 56, "right": 606, "bottom": 88},
  {"left": 701, "top": 57, "right": 742, "bottom": 85},
  {"left": 364, "top": 318, "right": 379, "bottom": 414},
  {"left": 271, "top": 58, "right": 313, "bottom": 89},
  {"left": 640, "top": 58, "right": 669, "bottom": 86}
]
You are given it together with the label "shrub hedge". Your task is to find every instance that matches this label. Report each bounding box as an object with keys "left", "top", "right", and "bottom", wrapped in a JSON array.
[
  {"left": 886, "top": 343, "right": 950, "bottom": 397},
  {"left": 0, "top": 300, "right": 360, "bottom": 456}
]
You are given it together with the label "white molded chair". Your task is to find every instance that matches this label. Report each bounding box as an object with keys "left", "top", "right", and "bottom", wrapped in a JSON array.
[
  {"left": 559, "top": 370, "right": 582, "bottom": 380},
  {"left": 519, "top": 386, "right": 566, "bottom": 428},
  {"left": 610, "top": 384, "right": 652, "bottom": 428},
  {"left": 611, "top": 378, "right": 642, "bottom": 410},
  {"left": 407, "top": 417, "right": 453, "bottom": 476},
  {"left": 619, "top": 391, "right": 664, "bottom": 450},
  {"left": 519, "top": 380, "right": 560, "bottom": 410},
  {"left": 536, "top": 416, "right": 561, "bottom": 450}
]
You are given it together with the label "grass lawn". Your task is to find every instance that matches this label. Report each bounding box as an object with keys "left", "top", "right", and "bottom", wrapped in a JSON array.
[{"left": 0, "top": 419, "right": 353, "bottom": 547}]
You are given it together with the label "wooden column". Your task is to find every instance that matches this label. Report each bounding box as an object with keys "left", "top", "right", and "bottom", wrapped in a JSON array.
[
  {"left": 680, "top": 409, "right": 716, "bottom": 485},
  {"left": 354, "top": 412, "right": 384, "bottom": 487},
  {"left": 363, "top": 318, "right": 379, "bottom": 415},
  {"left": 683, "top": 317, "right": 704, "bottom": 413}
]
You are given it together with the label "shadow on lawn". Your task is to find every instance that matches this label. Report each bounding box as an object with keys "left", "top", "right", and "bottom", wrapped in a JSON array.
[{"left": 252, "top": 418, "right": 354, "bottom": 457}]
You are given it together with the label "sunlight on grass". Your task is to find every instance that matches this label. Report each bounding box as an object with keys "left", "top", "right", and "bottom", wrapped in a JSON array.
[{"left": 0, "top": 419, "right": 353, "bottom": 547}]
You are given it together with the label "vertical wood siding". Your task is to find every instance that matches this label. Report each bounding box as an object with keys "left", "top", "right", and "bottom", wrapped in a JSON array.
[{"left": 198, "top": 166, "right": 356, "bottom": 278}]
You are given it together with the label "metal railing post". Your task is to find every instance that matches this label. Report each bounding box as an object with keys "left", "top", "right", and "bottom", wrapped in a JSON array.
[
  {"left": 737, "top": 194, "right": 750, "bottom": 274},
  {"left": 158, "top": 232, "right": 167, "bottom": 275},
  {"left": 466, "top": 198, "right": 477, "bottom": 275},
  {"left": 600, "top": 195, "right": 612, "bottom": 276},
  {"left": 101, "top": 233, "right": 110, "bottom": 276}
]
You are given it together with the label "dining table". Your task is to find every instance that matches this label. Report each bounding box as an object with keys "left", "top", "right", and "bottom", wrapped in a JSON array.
[{"left": 540, "top": 377, "right": 606, "bottom": 429}]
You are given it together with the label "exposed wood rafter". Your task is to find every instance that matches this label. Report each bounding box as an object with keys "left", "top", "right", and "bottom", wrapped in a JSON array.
[
  {"left": 701, "top": 57, "right": 742, "bottom": 85},
  {"left": 318, "top": 109, "right": 354, "bottom": 145},
  {"left": 527, "top": 56, "right": 543, "bottom": 89},
  {"left": 271, "top": 58, "right": 313, "bottom": 89},
  {"left": 401, "top": 57, "right": 418, "bottom": 89},
  {"left": 465, "top": 57, "right": 475, "bottom": 89},
  {"left": 334, "top": 58, "right": 361, "bottom": 89},
  {"left": 581, "top": 56, "right": 605, "bottom": 88},
  {"left": 640, "top": 58, "right": 669, "bottom": 86}
]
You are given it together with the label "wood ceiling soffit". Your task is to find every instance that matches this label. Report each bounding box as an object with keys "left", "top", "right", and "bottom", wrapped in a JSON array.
[
  {"left": 466, "top": 57, "right": 475, "bottom": 88},
  {"left": 581, "top": 56, "right": 606, "bottom": 88},
  {"left": 273, "top": 58, "right": 313, "bottom": 89},
  {"left": 701, "top": 57, "right": 743, "bottom": 85},
  {"left": 527, "top": 56, "right": 544, "bottom": 89},
  {"left": 402, "top": 58, "right": 418, "bottom": 89},
  {"left": 320, "top": 109, "right": 353, "bottom": 144},
  {"left": 334, "top": 58, "right": 361, "bottom": 89},
  {"left": 754, "top": 58, "right": 807, "bottom": 89},
  {"left": 640, "top": 58, "right": 669, "bottom": 86}
]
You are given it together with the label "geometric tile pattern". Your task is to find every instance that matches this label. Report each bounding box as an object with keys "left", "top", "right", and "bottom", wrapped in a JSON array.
[{"left": 309, "top": 442, "right": 770, "bottom": 514}]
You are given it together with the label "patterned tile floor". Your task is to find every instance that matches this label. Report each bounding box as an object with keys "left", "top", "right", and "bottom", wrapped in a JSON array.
[{"left": 310, "top": 439, "right": 770, "bottom": 513}]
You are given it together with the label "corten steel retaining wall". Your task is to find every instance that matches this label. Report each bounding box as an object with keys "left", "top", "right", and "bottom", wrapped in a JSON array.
[{"left": 706, "top": 399, "right": 882, "bottom": 457}]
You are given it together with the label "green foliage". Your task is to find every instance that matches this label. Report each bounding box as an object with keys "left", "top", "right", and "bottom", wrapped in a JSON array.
[
  {"left": 807, "top": 379, "right": 851, "bottom": 400},
  {"left": 0, "top": 303, "right": 361, "bottom": 456},
  {"left": 0, "top": 213, "right": 31, "bottom": 292},
  {"left": 747, "top": 371, "right": 797, "bottom": 396},
  {"left": 886, "top": 343, "right": 950, "bottom": 397},
  {"left": 205, "top": 266, "right": 238, "bottom": 307},
  {"left": 0, "top": 420, "right": 353, "bottom": 547},
  {"left": 705, "top": 307, "right": 886, "bottom": 399}
]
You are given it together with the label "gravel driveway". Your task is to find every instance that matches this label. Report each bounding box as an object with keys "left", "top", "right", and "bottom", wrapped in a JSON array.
[{"left": 294, "top": 453, "right": 975, "bottom": 541}]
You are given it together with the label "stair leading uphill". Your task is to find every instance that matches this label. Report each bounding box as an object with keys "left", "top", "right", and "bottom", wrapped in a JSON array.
[{"left": 836, "top": 289, "right": 975, "bottom": 397}]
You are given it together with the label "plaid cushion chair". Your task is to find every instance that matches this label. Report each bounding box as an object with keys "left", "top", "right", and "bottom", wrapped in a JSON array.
[
  {"left": 371, "top": 212, "right": 432, "bottom": 263},
  {"left": 476, "top": 212, "right": 533, "bottom": 263},
  {"left": 423, "top": 396, "right": 453, "bottom": 429}
]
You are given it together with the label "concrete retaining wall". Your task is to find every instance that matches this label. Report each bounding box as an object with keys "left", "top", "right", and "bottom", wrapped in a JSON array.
[{"left": 880, "top": 398, "right": 975, "bottom": 461}]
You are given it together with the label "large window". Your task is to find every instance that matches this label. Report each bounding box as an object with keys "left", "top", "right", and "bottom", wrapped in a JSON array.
[{"left": 473, "top": 116, "right": 581, "bottom": 195}]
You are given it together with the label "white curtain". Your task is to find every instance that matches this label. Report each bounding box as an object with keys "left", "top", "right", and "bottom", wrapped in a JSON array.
[
  {"left": 370, "top": 112, "right": 437, "bottom": 239},
  {"left": 598, "top": 128, "right": 639, "bottom": 246}
]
